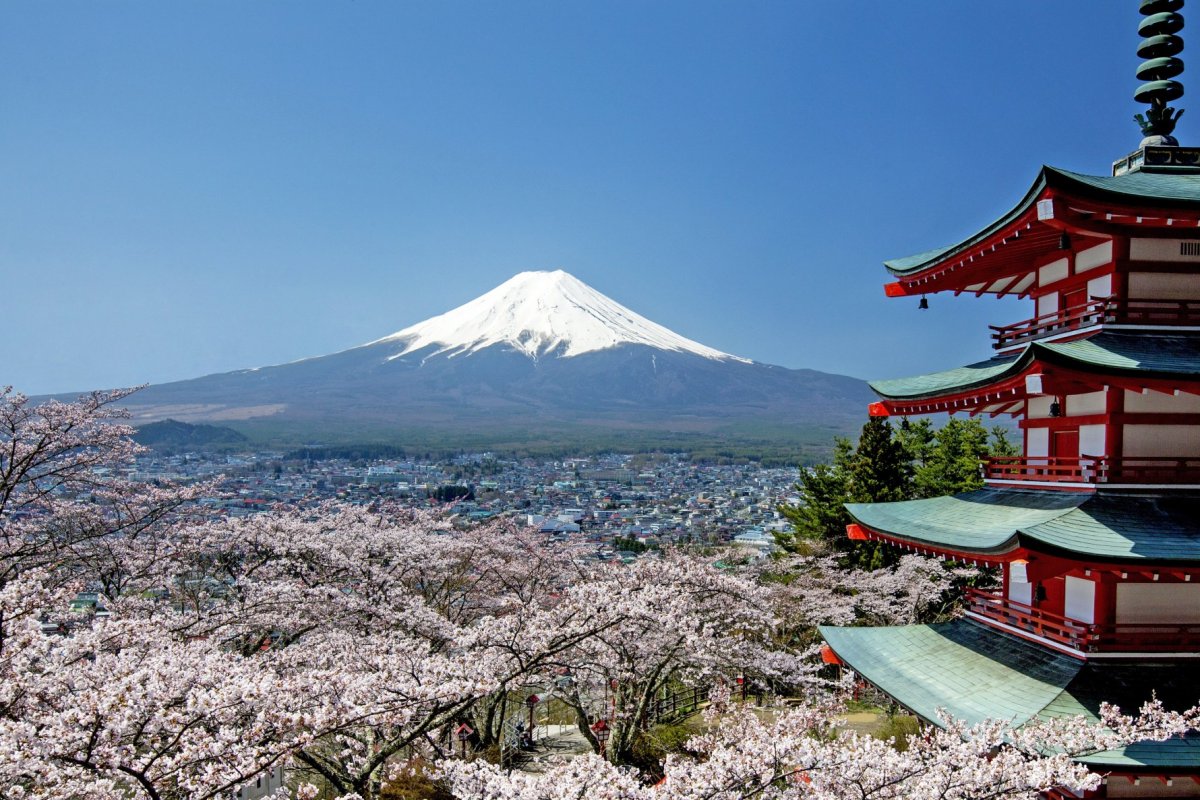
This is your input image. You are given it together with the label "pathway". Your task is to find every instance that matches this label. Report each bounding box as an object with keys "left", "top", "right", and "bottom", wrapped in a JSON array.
[{"left": 507, "top": 724, "right": 593, "bottom": 773}]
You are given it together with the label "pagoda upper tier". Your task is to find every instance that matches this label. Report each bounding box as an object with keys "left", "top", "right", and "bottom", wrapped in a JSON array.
[
  {"left": 883, "top": 161, "right": 1200, "bottom": 301},
  {"left": 868, "top": 331, "right": 1200, "bottom": 415}
]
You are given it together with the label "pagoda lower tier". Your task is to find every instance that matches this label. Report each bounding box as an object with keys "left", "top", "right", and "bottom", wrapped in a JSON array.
[
  {"left": 845, "top": 488, "right": 1200, "bottom": 659},
  {"left": 820, "top": 620, "right": 1200, "bottom": 790}
]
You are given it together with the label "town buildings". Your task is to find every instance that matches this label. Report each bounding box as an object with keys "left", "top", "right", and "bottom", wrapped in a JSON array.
[
  {"left": 820, "top": 3, "right": 1200, "bottom": 795},
  {"left": 122, "top": 450, "right": 794, "bottom": 558}
]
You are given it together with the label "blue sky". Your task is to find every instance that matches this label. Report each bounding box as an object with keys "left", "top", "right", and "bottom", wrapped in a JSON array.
[{"left": 2, "top": 2, "right": 1158, "bottom": 394}]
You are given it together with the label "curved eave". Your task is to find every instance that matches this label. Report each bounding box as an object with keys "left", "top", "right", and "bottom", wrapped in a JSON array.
[
  {"left": 819, "top": 620, "right": 1200, "bottom": 770},
  {"left": 882, "top": 166, "right": 1200, "bottom": 298},
  {"left": 869, "top": 354, "right": 1026, "bottom": 403},
  {"left": 846, "top": 490, "right": 1200, "bottom": 564},
  {"left": 867, "top": 333, "right": 1200, "bottom": 416},
  {"left": 1022, "top": 494, "right": 1200, "bottom": 564},
  {"left": 884, "top": 169, "right": 1051, "bottom": 277},
  {"left": 845, "top": 489, "right": 1084, "bottom": 561}
]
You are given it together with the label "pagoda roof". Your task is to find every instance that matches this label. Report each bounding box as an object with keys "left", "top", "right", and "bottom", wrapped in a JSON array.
[
  {"left": 845, "top": 489, "right": 1200, "bottom": 563},
  {"left": 819, "top": 619, "right": 1200, "bottom": 770},
  {"left": 881, "top": 165, "right": 1200, "bottom": 297},
  {"left": 869, "top": 331, "right": 1200, "bottom": 404}
]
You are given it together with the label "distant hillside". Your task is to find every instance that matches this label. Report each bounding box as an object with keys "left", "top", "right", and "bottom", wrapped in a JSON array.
[{"left": 133, "top": 419, "right": 249, "bottom": 450}]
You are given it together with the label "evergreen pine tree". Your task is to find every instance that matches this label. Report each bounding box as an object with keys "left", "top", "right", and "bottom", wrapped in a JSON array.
[
  {"left": 775, "top": 438, "right": 852, "bottom": 553},
  {"left": 848, "top": 416, "right": 912, "bottom": 504},
  {"left": 913, "top": 417, "right": 990, "bottom": 497},
  {"left": 843, "top": 416, "right": 910, "bottom": 568},
  {"left": 778, "top": 415, "right": 1026, "bottom": 564}
]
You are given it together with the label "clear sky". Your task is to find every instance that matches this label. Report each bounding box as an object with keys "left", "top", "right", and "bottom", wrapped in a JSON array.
[{"left": 1, "top": 1, "right": 1163, "bottom": 394}]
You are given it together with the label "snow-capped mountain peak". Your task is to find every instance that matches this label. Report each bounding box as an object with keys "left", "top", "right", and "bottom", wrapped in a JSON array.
[{"left": 369, "top": 270, "right": 751, "bottom": 363}]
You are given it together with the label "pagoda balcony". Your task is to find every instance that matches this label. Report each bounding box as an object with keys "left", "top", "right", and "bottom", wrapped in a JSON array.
[
  {"left": 983, "top": 455, "right": 1200, "bottom": 486},
  {"left": 965, "top": 588, "right": 1200, "bottom": 655},
  {"left": 990, "top": 297, "right": 1200, "bottom": 350}
]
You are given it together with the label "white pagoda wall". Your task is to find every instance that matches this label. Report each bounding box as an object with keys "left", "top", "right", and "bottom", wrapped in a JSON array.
[
  {"left": 1123, "top": 424, "right": 1200, "bottom": 457},
  {"left": 1127, "top": 271, "right": 1200, "bottom": 299},
  {"left": 1125, "top": 390, "right": 1200, "bottom": 413},
  {"left": 1115, "top": 583, "right": 1200, "bottom": 624}
]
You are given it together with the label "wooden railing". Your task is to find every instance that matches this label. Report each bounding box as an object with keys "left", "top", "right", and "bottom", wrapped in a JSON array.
[
  {"left": 649, "top": 685, "right": 709, "bottom": 723},
  {"left": 1113, "top": 297, "right": 1200, "bottom": 326},
  {"left": 984, "top": 455, "right": 1200, "bottom": 485},
  {"left": 965, "top": 588, "right": 1092, "bottom": 651},
  {"left": 991, "top": 296, "right": 1200, "bottom": 349},
  {"left": 983, "top": 456, "right": 1101, "bottom": 483},
  {"left": 1101, "top": 456, "right": 1200, "bottom": 483},
  {"left": 965, "top": 588, "right": 1200, "bottom": 653},
  {"left": 990, "top": 299, "right": 1110, "bottom": 349}
]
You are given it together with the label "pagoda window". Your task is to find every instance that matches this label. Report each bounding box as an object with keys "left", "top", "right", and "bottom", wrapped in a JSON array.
[
  {"left": 1123, "top": 424, "right": 1200, "bottom": 457},
  {"left": 1074, "top": 240, "right": 1112, "bottom": 273},
  {"left": 1052, "top": 429, "right": 1080, "bottom": 460},
  {"left": 1116, "top": 583, "right": 1200, "bottom": 626},
  {"left": 1064, "top": 576, "right": 1097, "bottom": 624},
  {"left": 1008, "top": 576, "right": 1033, "bottom": 607},
  {"left": 1130, "top": 236, "right": 1200, "bottom": 264},
  {"left": 1124, "top": 390, "right": 1200, "bottom": 414},
  {"left": 1041, "top": 575, "right": 1067, "bottom": 616},
  {"left": 1106, "top": 775, "right": 1200, "bottom": 797},
  {"left": 1061, "top": 286, "right": 1087, "bottom": 314},
  {"left": 1026, "top": 426, "right": 1050, "bottom": 458},
  {"left": 1038, "top": 258, "right": 1071, "bottom": 289},
  {"left": 1126, "top": 271, "right": 1200, "bottom": 300}
]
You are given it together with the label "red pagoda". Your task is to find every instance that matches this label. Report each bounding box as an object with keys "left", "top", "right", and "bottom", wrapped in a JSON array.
[{"left": 820, "top": 2, "right": 1200, "bottom": 795}]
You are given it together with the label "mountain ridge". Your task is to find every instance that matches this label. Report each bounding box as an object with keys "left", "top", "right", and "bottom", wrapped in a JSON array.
[{"left": 95, "top": 271, "right": 873, "bottom": 456}]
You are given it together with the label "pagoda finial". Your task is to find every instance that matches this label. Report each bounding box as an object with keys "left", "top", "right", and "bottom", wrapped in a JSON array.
[{"left": 1134, "top": 0, "right": 1186, "bottom": 145}]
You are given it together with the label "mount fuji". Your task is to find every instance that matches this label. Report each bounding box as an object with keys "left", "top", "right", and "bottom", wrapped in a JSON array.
[{"left": 116, "top": 271, "right": 874, "bottom": 455}]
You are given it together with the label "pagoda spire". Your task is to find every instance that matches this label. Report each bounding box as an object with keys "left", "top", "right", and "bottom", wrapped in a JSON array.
[{"left": 1134, "top": 0, "right": 1186, "bottom": 145}]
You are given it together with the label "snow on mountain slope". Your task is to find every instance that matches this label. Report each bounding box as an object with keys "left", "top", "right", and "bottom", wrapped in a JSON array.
[{"left": 369, "top": 270, "right": 751, "bottom": 363}]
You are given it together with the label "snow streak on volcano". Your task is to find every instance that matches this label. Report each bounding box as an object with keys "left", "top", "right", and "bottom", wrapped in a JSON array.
[{"left": 369, "top": 270, "right": 750, "bottom": 363}]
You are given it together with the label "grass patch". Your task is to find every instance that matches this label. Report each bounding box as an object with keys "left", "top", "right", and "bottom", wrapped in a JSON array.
[
  {"left": 872, "top": 713, "right": 921, "bottom": 752},
  {"left": 628, "top": 718, "right": 706, "bottom": 779}
]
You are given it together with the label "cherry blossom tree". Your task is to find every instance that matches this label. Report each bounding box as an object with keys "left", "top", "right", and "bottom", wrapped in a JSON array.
[
  {"left": 129, "top": 506, "right": 629, "bottom": 797},
  {"left": 438, "top": 695, "right": 1200, "bottom": 800},
  {"left": 537, "top": 554, "right": 811, "bottom": 765},
  {"left": 766, "top": 553, "right": 976, "bottom": 639}
]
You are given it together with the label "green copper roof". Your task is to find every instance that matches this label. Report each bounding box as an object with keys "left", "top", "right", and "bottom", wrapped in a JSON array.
[
  {"left": 846, "top": 489, "right": 1200, "bottom": 562},
  {"left": 869, "top": 332, "right": 1200, "bottom": 401},
  {"left": 1039, "top": 333, "right": 1200, "bottom": 374},
  {"left": 846, "top": 489, "right": 1084, "bottom": 556},
  {"left": 1053, "top": 166, "right": 1200, "bottom": 205},
  {"left": 884, "top": 166, "right": 1200, "bottom": 276},
  {"left": 883, "top": 245, "right": 956, "bottom": 273},
  {"left": 821, "top": 620, "right": 1080, "bottom": 728},
  {"left": 820, "top": 620, "right": 1200, "bottom": 769},
  {"left": 1022, "top": 494, "right": 1200, "bottom": 561},
  {"left": 870, "top": 356, "right": 1020, "bottom": 401}
]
